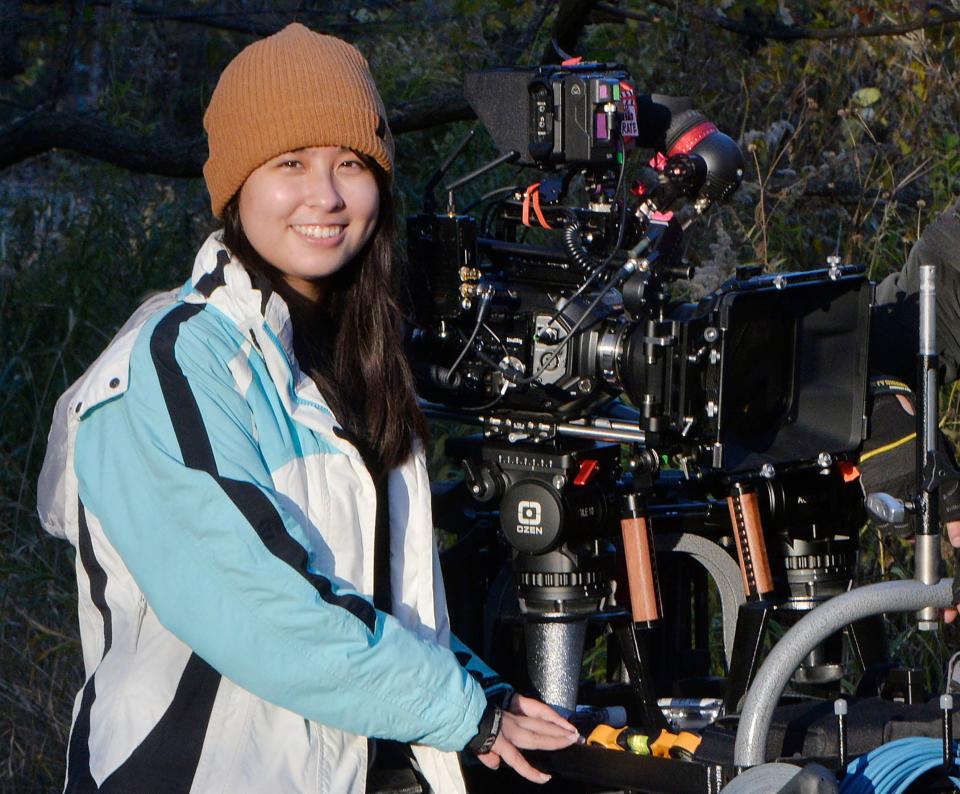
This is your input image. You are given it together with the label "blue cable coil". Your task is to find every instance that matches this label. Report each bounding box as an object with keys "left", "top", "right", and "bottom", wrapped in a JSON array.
[{"left": 840, "top": 737, "right": 960, "bottom": 793}]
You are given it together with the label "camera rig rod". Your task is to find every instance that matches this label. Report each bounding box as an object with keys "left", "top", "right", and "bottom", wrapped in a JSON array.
[
  {"left": 444, "top": 150, "right": 520, "bottom": 213},
  {"left": 418, "top": 404, "right": 647, "bottom": 445},
  {"left": 916, "top": 263, "right": 941, "bottom": 629},
  {"left": 555, "top": 419, "right": 646, "bottom": 444}
]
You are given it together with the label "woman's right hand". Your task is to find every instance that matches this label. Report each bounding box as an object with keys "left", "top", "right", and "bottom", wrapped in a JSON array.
[{"left": 476, "top": 694, "right": 580, "bottom": 784}]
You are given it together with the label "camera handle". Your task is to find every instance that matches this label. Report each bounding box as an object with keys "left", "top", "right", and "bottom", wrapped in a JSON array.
[
  {"left": 727, "top": 483, "right": 775, "bottom": 600},
  {"left": 612, "top": 491, "right": 670, "bottom": 731},
  {"left": 721, "top": 484, "right": 777, "bottom": 714},
  {"left": 620, "top": 493, "right": 662, "bottom": 624}
]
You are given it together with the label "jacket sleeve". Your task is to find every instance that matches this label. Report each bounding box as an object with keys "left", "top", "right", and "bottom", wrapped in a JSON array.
[
  {"left": 449, "top": 632, "right": 514, "bottom": 707},
  {"left": 423, "top": 499, "right": 514, "bottom": 707},
  {"left": 74, "top": 305, "right": 486, "bottom": 751}
]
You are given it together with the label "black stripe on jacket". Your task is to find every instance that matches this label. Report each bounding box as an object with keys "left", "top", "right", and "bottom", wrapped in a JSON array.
[
  {"left": 63, "top": 501, "right": 110, "bottom": 794},
  {"left": 67, "top": 503, "right": 222, "bottom": 793},
  {"left": 148, "top": 301, "right": 378, "bottom": 632}
]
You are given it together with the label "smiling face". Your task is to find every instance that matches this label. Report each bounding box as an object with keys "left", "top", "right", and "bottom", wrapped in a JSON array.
[{"left": 237, "top": 146, "right": 381, "bottom": 303}]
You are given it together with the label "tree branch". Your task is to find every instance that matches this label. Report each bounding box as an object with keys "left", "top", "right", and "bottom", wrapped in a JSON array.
[
  {"left": 755, "top": 172, "right": 937, "bottom": 208},
  {"left": 507, "top": 0, "right": 555, "bottom": 64},
  {"left": 0, "top": 93, "right": 482, "bottom": 175},
  {"left": 23, "top": 0, "right": 403, "bottom": 37},
  {"left": 0, "top": 111, "right": 207, "bottom": 175},
  {"left": 0, "top": 0, "right": 560, "bottom": 173},
  {"left": 389, "top": 90, "right": 475, "bottom": 134},
  {"left": 600, "top": 1, "right": 960, "bottom": 42}
]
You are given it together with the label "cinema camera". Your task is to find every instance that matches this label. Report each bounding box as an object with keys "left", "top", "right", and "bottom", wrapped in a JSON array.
[{"left": 406, "top": 60, "right": 911, "bottom": 791}]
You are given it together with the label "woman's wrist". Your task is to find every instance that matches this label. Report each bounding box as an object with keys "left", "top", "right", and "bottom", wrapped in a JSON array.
[
  {"left": 497, "top": 687, "right": 517, "bottom": 712},
  {"left": 466, "top": 700, "right": 503, "bottom": 755}
]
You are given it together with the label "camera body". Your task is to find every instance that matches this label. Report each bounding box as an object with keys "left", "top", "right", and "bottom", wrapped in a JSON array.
[
  {"left": 408, "top": 214, "right": 871, "bottom": 476},
  {"left": 464, "top": 64, "right": 639, "bottom": 169},
  {"left": 408, "top": 61, "right": 874, "bottom": 478}
]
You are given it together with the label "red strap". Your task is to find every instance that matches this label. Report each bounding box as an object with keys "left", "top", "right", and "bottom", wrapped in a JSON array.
[
  {"left": 561, "top": 56, "right": 583, "bottom": 66},
  {"left": 522, "top": 182, "right": 553, "bottom": 229},
  {"left": 532, "top": 188, "right": 553, "bottom": 229},
  {"left": 522, "top": 183, "right": 537, "bottom": 227}
]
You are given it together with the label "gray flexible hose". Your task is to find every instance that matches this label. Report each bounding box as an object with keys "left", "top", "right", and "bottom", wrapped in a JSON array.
[{"left": 734, "top": 577, "right": 954, "bottom": 768}]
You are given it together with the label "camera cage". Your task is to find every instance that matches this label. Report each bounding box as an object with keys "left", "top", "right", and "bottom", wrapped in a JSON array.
[{"left": 407, "top": 59, "right": 956, "bottom": 794}]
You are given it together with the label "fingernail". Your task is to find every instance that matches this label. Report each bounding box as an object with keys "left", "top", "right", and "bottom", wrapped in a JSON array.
[{"left": 540, "top": 774, "right": 552, "bottom": 783}]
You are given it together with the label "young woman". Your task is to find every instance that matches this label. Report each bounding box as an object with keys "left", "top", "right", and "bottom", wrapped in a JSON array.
[{"left": 38, "top": 23, "right": 577, "bottom": 793}]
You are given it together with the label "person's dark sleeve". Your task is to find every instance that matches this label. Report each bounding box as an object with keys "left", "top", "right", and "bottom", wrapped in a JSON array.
[{"left": 871, "top": 200, "right": 960, "bottom": 387}]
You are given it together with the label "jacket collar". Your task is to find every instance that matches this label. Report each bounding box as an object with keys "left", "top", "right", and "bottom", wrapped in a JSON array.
[
  {"left": 181, "top": 232, "right": 366, "bottom": 454},
  {"left": 182, "top": 231, "right": 298, "bottom": 367}
]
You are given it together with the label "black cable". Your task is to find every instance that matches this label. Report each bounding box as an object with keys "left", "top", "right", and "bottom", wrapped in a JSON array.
[
  {"left": 507, "top": 275, "right": 620, "bottom": 387},
  {"left": 464, "top": 185, "right": 521, "bottom": 215},
  {"left": 481, "top": 322, "right": 509, "bottom": 360},
  {"left": 541, "top": 149, "right": 630, "bottom": 337},
  {"left": 461, "top": 389, "right": 508, "bottom": 413},
  {"left": 443, "top": 291, "right": 492, "bottom": 383}
]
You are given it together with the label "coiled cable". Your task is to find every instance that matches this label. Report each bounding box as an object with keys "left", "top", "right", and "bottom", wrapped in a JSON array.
[{"left": 840, "top": 737, "right": 960, "bottom": 793}]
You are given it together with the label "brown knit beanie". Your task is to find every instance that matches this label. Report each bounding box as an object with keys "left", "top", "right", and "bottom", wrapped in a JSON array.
[{"left": 203, "top": 23, "right": 394, "bottom": 219}]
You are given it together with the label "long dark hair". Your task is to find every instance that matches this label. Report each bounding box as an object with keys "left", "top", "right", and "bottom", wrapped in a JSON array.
[{"left": 221, "top": 159, "right": 428, "bottom": 473}]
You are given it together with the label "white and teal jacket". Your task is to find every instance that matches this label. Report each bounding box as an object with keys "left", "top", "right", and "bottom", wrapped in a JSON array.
[{"left": 38, "top": 231, "right": 507, "bottom": 793}]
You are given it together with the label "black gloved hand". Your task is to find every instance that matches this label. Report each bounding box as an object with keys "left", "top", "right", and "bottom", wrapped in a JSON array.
[{"left": 858, "top": 376, "right": 960, "bottom": 534}]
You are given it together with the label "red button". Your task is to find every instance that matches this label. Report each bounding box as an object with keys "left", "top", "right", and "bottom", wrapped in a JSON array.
[{"left": 573, "top": 459, "right": 600, "bottom": 486}]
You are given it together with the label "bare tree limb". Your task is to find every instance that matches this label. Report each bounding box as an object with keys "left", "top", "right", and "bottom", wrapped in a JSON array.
[
  {"left": 123, "top": 4, "right": 378, "bottom": 36},
  {"left": 0, "top": 94, "right": 481, "bottom": 175},
  {"left": 389, "top": 91, "right": 475, "bottom": 134},
  {"left": 505, "top": 0, "right": 554, "bottom": 64},
  {"left": 23, "top": 0, "right": 404, "bottom": 37},
  {"left": 0, "top": 111, "right": 207, "bottom": 176},
  {"left": 591, "top": 3, "right": 655, "bottom": 25},
  {"left": 46, "top": 0, "right": 86, "bottom": 107},
  {"left": 600, "top": 1, "right": 960, "bottom": 42},
  {"left": 754, "top": 172, "right": 942, "bottom": 207},
  {"left": 0, "top": 1, "right": 560, "bottom": 173}
]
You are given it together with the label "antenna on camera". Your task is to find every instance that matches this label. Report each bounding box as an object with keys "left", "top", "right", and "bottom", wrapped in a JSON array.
[
  {"left": 443, "top": 150, "right": 520, "bottom": 214},
  {"left": 423, "top": 126, "right": 478, "bottom": 214}
]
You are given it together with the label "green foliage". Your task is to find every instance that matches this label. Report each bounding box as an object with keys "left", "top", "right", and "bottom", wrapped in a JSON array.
[{"left": 0, "top": 155, "right": 213, "bottom": 785}]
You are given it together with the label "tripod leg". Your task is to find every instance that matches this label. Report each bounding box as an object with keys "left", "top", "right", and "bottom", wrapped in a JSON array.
[
  {"left": 723, "top": 602, "right": 772, "bottom": 715},
  {"left": 614, "top": 620, "right": 670, "bottom": 732},
  {"left": 850, "top": 614, "right": 892, "bottom": 697}
]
